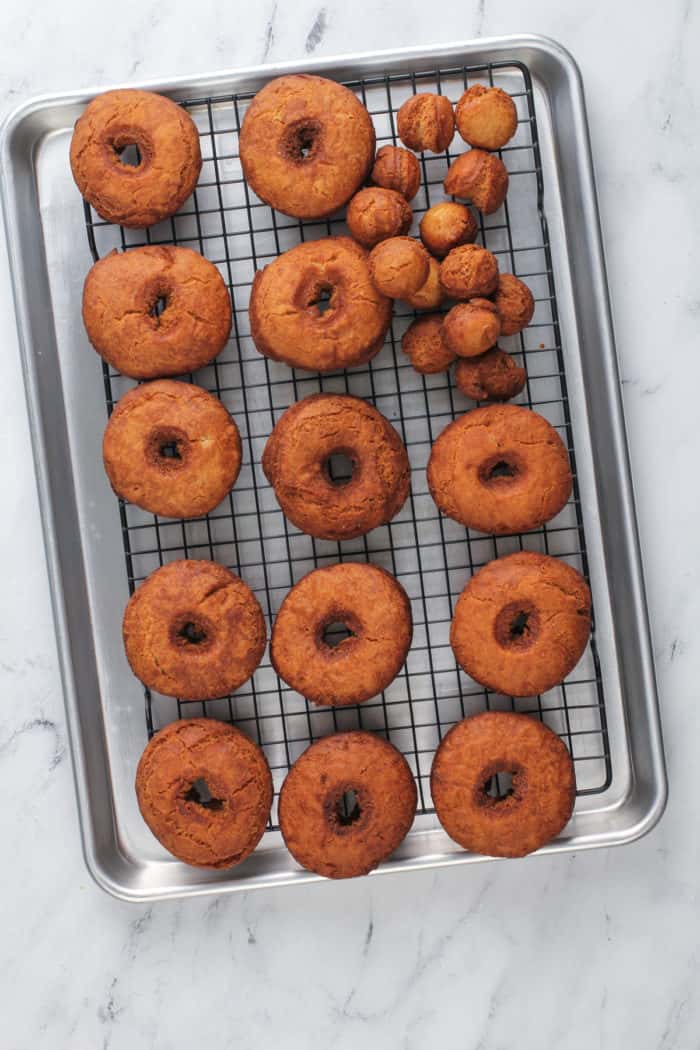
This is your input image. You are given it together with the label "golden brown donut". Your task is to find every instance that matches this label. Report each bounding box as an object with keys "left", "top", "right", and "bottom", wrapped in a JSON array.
[
  {"left": 123, "top": 560, "right": 266, "bottom": 700},
  {"left": 397, "top": 93, "right": 455, "bottom": 153},
  {"left": 440, "top": 244, "right": 499, "bottom": 300},
  {"left": 239, "top": 74, "right": 374, "bottom": 220},
  {"left": 103, "top": 380, "right": 241, "bottom": 519},
  {"left": 442, "top": 299, "right": 501, "bottom": 357},
  {"left": 431, "top": 712, "right": 575, "bottom": 857},
  {"left": 455, "top": 85, "right": 518, "bottom": 151},
  {"left": 262, "top": 394, "right": 410, "bottom": 540},
  {"left": 136, "top": 718, "right": 272, "bottom": 868},
  {"left": 454, "top": 348, "right": 526, "bottom": 402},
  {"left": 271, "top": 563, "right": 412, "bottom": 706},
  {"left": 279, "top": 731, "right": 417, "bottom": 878},
  {"left": 450, "top": 552, "right": 591, "bottom": 697},
  {"left": 346, "top": 187, "right": 413, "bottom": 249},
  {"left": 370, "top": 145, "right": 421, "bottom": 201},
  {"left": 405, "top": 256, "right": 445, "bottom": 310},
  {"left": 249, "top": 237, "right": 392, "bottom": 372},
  {"left": 419, "top": 202, "right": 478, "bottom": 258},
  {"left": 402, "top": 314, "right": 455, "bottom": 374},
  {"left": 70, "top": 89, "right": 201, "bottom": 228},
  {"left": 492, "top": 273, "right": 535, "bottom": 335},
  {"left": 444, "top": 150, "right": 509, "bottom": 214},
  {"left": 82, "top": 246, "right": 232, "bottom": 379},
  {"left": 369, "top": 236, "right": 430, "bottom": 299},
  {"left": 426, "top": 404, "right": 572, "bottom": 534}
]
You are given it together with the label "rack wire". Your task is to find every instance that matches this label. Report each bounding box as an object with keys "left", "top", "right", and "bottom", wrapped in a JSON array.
[{"left": 84, "top": 59, "right": 611, "bottom": 830}]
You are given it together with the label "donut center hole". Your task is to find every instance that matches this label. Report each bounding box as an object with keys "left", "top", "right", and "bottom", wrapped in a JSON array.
[
  {"left": 159, "top": 440, "right": 182, "bottom": 460},
  {"left": 147, "top": 427, "right": 189, "bottom": 470},
  {"left": 483, "top": 771, "right": 515, "bottom": 802},
  {"left": 178, "top": 620, "right": 208, "bottom": 645},
  {"left": 282, "top": 119, "right": 322, "bottom": 163},
  {"left": 314, "top": 284, "right": 333, "bottom": 316},
  {"left": 335, "top": 789, "right": 362, "bottom": 826},
  {"left": 494, "top": 601, "right": 540, "bottom": 651},
  {"left": 322, "top": 620, "right": 355, "bottom": 648},
  {"left": 115, "top": 142, "right": 142, "bottom": 167},
  {"left": 322, "top": 451, "right": 356, "bottom": 487},
  {"left": 184, "top": 778, "right": 224, "bottom": 811},
  {"left": 149, "top": 294, "right": 169, "bottom": 321},
  {"left": 488, "top": 459, "right": 517, "bottom": 480}
]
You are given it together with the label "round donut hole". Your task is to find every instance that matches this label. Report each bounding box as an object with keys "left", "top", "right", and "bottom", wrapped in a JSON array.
[
  {"left": 184, "top": 777, "right": 224, "bottom": 811},
  {"left": 494, "top": 601, "right": 540, "bottom": 651},
  {"left": 322, "top": 620, "right": 355, "bottom": 649},
  {"left": 322, "top": 450, "right": 356, "bottom": 486},
  {"left": 335, "top": 788, "right": 362, "bottom": 826},
  {"left": 149, "top": 294, "right": 169, "bottom": 321},
  {"left": 483, "top": 770, "right": 517, "bottom": 802},
  {"left": 177, "top": 619, "right": 209, "bottom": 646},
  {"left": 282, "top": 119, "right": 322, "bottom": 163},
  {"left": 115, "top": 142, "right": 142, "bottom": 167},
  {"left": 158, "top": 440, "right": 182, "bottom": 460},
  {"left": 478, "top": 454, "right": 522, "bottom": 486},
  {"left": 313, "top": 284, "right": 333, "bottom": 316},
  {"left": 148, "top": 427, "right": 188, "bottom": 468}
]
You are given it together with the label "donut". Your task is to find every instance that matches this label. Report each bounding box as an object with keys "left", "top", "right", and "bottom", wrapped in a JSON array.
[
  {"left": 440, "top": 244, "right": 499, "bottom": 300},
  {"left": 402, "top": 314, "right": 455, "bottom": 374},
  {"left": 239, "top": 74, "right": 375, "bottom": 220},
  {"left": 82, "top": 246, "right": 232, "bottom": 379},
  {"left": 102, "top": 380, "right": 242, "bottom": 519},
  {"left": 271, "top": 563, "right": 412, "bottom": 707},
  {"left": 262, "top": 394, "right": 410, "bottom": 540},
  {"left": 369, "top": 237, "right": 430, "bottom": 299},
  {"left": 405, "top": 256, "right": 445, "bottom": 310},
  {"left": 136, "top": 718, "right": 272, "bottom": 868},
  {"left": 492, "top": 273, "right": 535, "bottom": 335},
  {"left": 444, "top": 150, "right": 509, "bottom": 214},
  {"left": 70, "top": 89, "right": 202, "bottom": 228},
  {"left": 431, "top": 712, "right": 575, "bottom": 857},
  {"left": 450, "top": 552, "right": 591, "bottom": 696},
  {"left": 397, "top": 93, "right": 455, "bottom": 153},
  {"left": 455, "top": 348, "right": 526, "bottom": 402},
  {"left": 249, "top": 237, "right": 392, "bottom": 373},
  {"left": 123, "top": 560, "right": 266, "bottom": 700},
  {"left": 442, "top": 299, "right": 501, "bottom": 357},
  {"left": 346, "top": 187, "right": 413, "bottom": 249},
  {"left": 371, "top": 145, "right": 421, "bottom": 201},
  {"left": 426, "top": 404, "right": 572, "bottom": 534},
  {"left": 419, "top": 202, "right": 478, "bottom": 258},
  {"left": 455, "top": 86, "right": 518, "bottom": 151},
  {"left": 278, "top": 731, "right": 417, "bottom": 878}
]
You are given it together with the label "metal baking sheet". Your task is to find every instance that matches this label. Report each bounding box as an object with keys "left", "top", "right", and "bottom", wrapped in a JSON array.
[{"left": 1, "top": 35, "right": 666, "bottom": 901}]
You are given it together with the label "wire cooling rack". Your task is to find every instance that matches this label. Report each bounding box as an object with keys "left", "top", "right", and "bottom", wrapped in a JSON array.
[{"left": 84, "top": 59, "right": 611, "bottom": 829}]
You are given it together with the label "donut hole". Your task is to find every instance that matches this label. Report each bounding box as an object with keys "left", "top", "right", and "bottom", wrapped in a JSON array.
[
  {"left": 184, "top": 778, "right": 224, "bottom": 811},
  {"left": 484, "top": 771, "right": 515, "bottom": 801},
  {"left": 305, "top": 281, "right": 337, "bottom": 318},
  {"left": 478, "top": 452, "right": 524, "bottom": 486},
  {"left": 116, "top": 142, "right": 142, "bottom": 167},
  {"left": 282, "top": 119, "right": 322, "bottom": 163},
  {"left": 322, "top": 450, "right": 356, "bottom": 487},
  {"left": 322, "top": 620, "right": 355, "bottom": 649},
  {"left": 335, "top": 788, "right": 362, "bottom": 826},
  {"left": 477, "top": 764, "right": 524, "bottom": 807},
  {"left": 147, "top": 427, "right": 189, "bottom": 469},
  {"left": 149, "top": 294, "right": 169, "bottom": 321},
  {"left": 179, "top": 621, "right": 208, "bottom": 645},
  {"left": 171, "top": 614, "right": 214, "bottom": 651},
  {"left": 494, "top": 600, "right": 540, "bottom": 651}
]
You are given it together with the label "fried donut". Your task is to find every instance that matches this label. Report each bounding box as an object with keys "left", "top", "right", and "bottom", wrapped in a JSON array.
[
  {"left": 262, "top": 394, "right": 410, "bottom": 540},
  {"left": 444, "top": 150, "right": 509, "bottom": 214},
  {"left": 279, "top": 731, "right": 417, "bottom": 878},
  {"left": 397, "top": 93, "right": 455, "bottom": 153},
  {"left": 450, "top": 552, "right": 592, "bottom": 696},
  {"left": 442, "top": 299, "right": 501, "bottom": 357},
  {"left": 454, "top": 348, "right": 526, "bottom": 402},
  {"left": 426, "top": 404, "right": 572, "bottom": 534},
  {"left": 346, "top": 187, "right": 413, "bottom": 249},
  {"left": 370, "top": 145, "right": 421, "bottom": 201},
  {"left": 249, "top": 237, "right": 392, "bottom": 372},
  {"left": 369, "top": 236, "right": 430, "bottom": 299},
  {"left": 419, "top": 202, "right": 478, "bottom": 258},
  {"left": 70, "top": 89, "right": 201, "bottom": 228},
  {"left": 455, "top": 85, "right": 518, "bottom": 151},
  {"left": 102, "top": 380, "right": 241, "bottom": 519},
  {"left": 239, "top": 74, "right": 375, "bottom": 219},
  {"left": 136, "top": 718, "right": 272, "bottom": 868},
  {"left": 440, "top": 244, "right": 499, "bottom": 300},
  {"left": 123, "top": 560, "right": 266, "bottom": 700},
  {"left": 402, "top": 314, "right": 455, "bottom": 374},
  {"left": 82, "top": 246, "right": 232, "bottom": 379},
  {"left": 431, "top": 712, "right": 575, "bottom": 857},
  {"left": 492, "top": 273, "right": 535, "bottom": 335},
  {"left": 405, "top": 256, "right": 445, "bottom": 310},
  {"left": 271, "top": 563, "right": 412, "bottom": 706}
]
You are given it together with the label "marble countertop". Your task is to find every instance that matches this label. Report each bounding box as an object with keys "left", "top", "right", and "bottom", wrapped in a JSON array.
[{"left": 1, "top": 1, "right": 698, "bottom": 1047}]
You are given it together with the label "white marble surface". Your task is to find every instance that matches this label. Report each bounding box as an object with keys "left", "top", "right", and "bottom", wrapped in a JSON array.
[{"left": 1, "top": 1, "right": 698, "bottom": 1047}]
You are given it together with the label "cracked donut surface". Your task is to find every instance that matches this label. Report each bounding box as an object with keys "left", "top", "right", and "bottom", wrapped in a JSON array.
[
  {"left": 123, "top": 559, "right": 266, "bottom": 700},
  {"left": 135, "top": 718, "right": 272, "bottom": 868},
  {"left": 427, "top": 403, "right": 572, "bottom": 534},
  {"left": 450, "top": 551, "right": 591, "bottom": 697}
]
